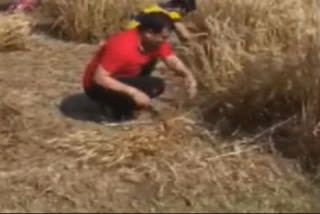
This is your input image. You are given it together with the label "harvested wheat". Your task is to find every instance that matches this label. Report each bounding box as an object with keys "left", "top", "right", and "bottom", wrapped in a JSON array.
[
  {"left": 179, "top": 0, "right": 319, "bottom": 130},
  {"left": 0, "top": 12, "right": 32, "bottom": 51},
  {"left": 41, "top": 0, "right": 155, "bottom": 42}
]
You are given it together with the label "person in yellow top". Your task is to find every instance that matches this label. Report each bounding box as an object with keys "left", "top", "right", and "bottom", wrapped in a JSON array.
[{"left": 124, "top": 0, "right": 197, "bottom": 42}]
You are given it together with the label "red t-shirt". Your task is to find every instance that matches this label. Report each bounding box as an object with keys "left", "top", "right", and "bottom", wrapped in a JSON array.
[{"left": 82, "top": 29, "right": 173, "bottom": 89}]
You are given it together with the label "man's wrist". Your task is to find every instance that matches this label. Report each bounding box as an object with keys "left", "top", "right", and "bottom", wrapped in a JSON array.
[
  {"left": 127, "top": 87, "right": 137, "bottom": 97},
  {"left": 183, "top": 68, "right": 193, "bottom": 78},
  {"left": 186, "top": 73, "right": 195, "bottom": 82}
]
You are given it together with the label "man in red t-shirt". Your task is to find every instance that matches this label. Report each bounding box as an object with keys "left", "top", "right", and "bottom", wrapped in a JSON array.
[{"left": 83, "top": 12, "right": 197, "bottom": 122}]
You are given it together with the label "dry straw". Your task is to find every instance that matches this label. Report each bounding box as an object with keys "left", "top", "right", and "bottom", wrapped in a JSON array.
[
  {"left": 179, "top": 0, "right": 319, "bottom": 128},
  {"left": 41, "top": 117, "right": 318, "bottom": 212},
  {"left": 42, "top": 0, "right": 155, "bottom": 42},
  {"left": 0, "top": 1, "right": 319, "bottom": 210},
  {"left": 0, "top": 12, "right": 33, "bottom": 51},
  {"left": 176, "top": 0, "right": 320, "bottom": 165}
]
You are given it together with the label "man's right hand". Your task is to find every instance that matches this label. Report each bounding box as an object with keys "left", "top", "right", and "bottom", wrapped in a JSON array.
[
  {"left": 130, "top": 89, "right": 151, "bottom": 108},
  {"left": 185, "top": 76, "right": 198, "bottom": 99}
]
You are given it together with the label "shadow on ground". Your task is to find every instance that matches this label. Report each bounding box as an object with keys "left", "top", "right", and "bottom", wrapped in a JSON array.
[{"left": 59, "top": 93, "right": 104, "bottom": 123}]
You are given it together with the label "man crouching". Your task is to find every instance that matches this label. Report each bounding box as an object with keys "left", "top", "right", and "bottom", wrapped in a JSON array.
[{"left": 82, "top": 12, "right": 197, "bottom": 122}]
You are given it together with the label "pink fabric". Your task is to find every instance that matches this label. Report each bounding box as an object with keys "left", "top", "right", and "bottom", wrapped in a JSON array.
[{"left": 9, "top": 0, "right": 40, "bottom": 12}]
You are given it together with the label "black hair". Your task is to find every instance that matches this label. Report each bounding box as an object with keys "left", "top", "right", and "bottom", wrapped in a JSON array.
[
  {"left": 136, "top": 12, "right": 174, "bottom": 33},
  {"left": 161, "top": 0, "right": 197, "bottom": 13}
]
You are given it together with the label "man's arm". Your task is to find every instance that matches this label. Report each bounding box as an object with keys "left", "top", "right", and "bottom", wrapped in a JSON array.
[
  {"left": 93, "top": 66, "right": 132, "bottom": 95},
  {"left": 162, "top": 54, "right": 197, "bottom": 98},
  {"left": 162, "top": 54, "right": 194, "bottom": 78},
  {"left": 174, "top": 22, "right": 192, "bottom": 42},
  {"left": 93, "top": 65, "right": 151, "bottom": 107}
]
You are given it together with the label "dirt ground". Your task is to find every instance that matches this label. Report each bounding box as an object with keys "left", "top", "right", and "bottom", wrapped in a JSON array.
[{"left": 0, "top": 32, "right": 319, "bottom": 212}]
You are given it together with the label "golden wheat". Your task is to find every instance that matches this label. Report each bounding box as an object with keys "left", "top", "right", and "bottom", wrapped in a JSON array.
[
  {"left": 178, "top": 0, "right": 320, "bottom": 162},
  {"left": 0, "top": 12, "right": 33, "bottom": 51},
  {"left": 42, "top": 0, "right": 155, "bottom": 42}
]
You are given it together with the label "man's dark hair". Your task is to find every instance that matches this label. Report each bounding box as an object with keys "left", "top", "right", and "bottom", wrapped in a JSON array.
[
  {"left": 136, "top": 12, "right": 174, "bottom": 34},
  {"left": 162, "top": 0, "right": 197, "bottom": 13}
]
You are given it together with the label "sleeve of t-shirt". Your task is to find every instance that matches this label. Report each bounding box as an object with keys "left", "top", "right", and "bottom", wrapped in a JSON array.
[
  {"left": 99, "top": 40, "right": 124, "bottom": 75},
  {"left": 157, "top": 42, "right": 173, "bottom": 59}
]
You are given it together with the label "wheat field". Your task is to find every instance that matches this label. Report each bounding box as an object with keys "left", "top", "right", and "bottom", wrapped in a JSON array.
[{"left": 0, "top": 0, "right": 319, "bottom": 212}]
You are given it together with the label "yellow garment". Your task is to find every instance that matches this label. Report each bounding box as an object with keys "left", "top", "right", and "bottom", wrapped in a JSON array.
[{"left": 124, "top": 4, "right": 182, "bottom": 29}]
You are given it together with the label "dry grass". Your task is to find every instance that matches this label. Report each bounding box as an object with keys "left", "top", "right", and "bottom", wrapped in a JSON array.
[
  {"left": 178, "top": 0, "right": 320, "bottom": 163},
  {"left": 0, "top": 12, "right": 33, "bottom": 51},
  {"left": 40, "top": 0, "right": 155, "bottom": 42},
  {"left": 0, "top": 0, "right": 319, "bottom": 212},
  {"left": 0, "top": 24, "right": 318, "bottom": 212},
  {"left": 181, "top": 0, "right": 319, "bottom": 95},
  {"left": 1, "top": 115, "right": 318, "bottom": 212},
  {"left": 40, "top": 117, "right": 319, "bottom": 212}
]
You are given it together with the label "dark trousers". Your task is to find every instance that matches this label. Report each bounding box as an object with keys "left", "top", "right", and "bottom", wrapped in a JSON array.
[{"left": 85, "top": 59, "right": 163, "bottom": 121}]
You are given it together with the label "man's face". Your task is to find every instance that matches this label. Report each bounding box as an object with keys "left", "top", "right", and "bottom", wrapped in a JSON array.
[{"left": 143, "top": 27, "right": 171, "bottom": 50}]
